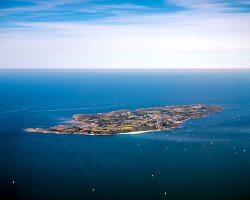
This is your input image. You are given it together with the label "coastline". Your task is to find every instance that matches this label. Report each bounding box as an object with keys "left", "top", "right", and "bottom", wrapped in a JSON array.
[
  {"left": 24, "top": 127, "right": 176, "bottom": 136},
  {"left": 24, "top": 128, "right": 153, "bottom": 135}
]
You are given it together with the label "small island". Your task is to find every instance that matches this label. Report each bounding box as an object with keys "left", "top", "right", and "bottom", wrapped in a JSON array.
[{"left": 25, "top": 104, "right": 223, "bottom": 135}]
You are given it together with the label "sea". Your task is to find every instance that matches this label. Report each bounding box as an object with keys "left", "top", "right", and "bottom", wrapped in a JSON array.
[{"left": 0, "top": 69, "right": 250, "bottom": 200}]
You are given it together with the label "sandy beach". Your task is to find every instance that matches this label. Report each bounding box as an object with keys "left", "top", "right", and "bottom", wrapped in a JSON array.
[{"left": 118, "top": 130, "right": 152, "bottom": 135}]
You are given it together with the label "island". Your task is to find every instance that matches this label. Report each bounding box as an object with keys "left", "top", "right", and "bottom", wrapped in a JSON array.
[{"left": 25, "top": 104, "right": 223, "bottom": 135}]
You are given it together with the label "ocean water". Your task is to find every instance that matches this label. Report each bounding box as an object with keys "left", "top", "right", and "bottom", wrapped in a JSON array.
[{"left": 0, "top": 70, "right": 250, "bottom": 200}]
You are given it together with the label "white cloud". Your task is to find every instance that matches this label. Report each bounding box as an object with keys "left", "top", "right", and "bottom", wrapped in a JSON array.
[
  {"left": 79, "top": 3, "right": 151, "bottom": 13},
  {"left": 0, "top": 0, "right": 78, "bottom": 15},
  {"left": 0, "top": 2, "right": 250, "bottom": 69},
  {"left": 166, "top": 0, "right": 246, "bottom": 12}
]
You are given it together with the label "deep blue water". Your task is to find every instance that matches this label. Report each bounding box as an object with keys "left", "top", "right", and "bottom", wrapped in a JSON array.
[{"left": 0, "top": 70, "right": 250, "bottom": 200}]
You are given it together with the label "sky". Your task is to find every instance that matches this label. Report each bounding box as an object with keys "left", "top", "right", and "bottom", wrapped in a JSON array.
[{"left": 0, "top": 0, "right": 250, "bottom": 69}]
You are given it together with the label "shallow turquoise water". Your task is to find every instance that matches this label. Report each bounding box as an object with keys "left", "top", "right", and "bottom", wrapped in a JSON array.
[{"left": 0, "top": 70, "right": 250, "bottom": 199}]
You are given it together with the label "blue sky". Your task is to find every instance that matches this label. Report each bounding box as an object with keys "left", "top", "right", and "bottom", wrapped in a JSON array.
[
  {"left": 1, "top": 0, "right": 250, "bottom": 24},
  {"left": 1, "top": 0, "right": 250, "bottom": 68}
]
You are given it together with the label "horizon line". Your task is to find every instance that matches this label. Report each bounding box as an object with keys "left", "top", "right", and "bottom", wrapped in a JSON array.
[{"left": 1, "top": 68, "right": 250, "bottom": 71}]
